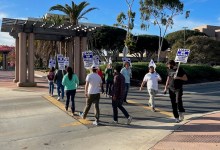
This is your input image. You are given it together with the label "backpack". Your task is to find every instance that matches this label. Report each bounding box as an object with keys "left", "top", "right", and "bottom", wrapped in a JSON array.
[{"left": 47, "top": 72, "right": 55, "bottom": 81}]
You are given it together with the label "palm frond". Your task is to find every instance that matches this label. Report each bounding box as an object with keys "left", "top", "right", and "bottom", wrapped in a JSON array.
[
  {"left": 78, "top": 7, "right": 98, "bottom": 20},
  {"left": 49, "top": 4, "right": 69, "bottom": 15}
]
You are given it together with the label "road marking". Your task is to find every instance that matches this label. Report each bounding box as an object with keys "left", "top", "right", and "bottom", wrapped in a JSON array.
[
  {"left": 43, "top": 95, "right": 92, "bottom": 127},
  {"left": 127, "top": 100, "right": 173, "bottom": 117}
]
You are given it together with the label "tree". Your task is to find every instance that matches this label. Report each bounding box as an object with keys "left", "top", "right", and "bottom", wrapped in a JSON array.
[
  {"left": 114, "top": 0, "right": 136, "bottom": 54},
  {"left": 165, "top": 29, "right": 207, "bottom": 46},
  {"left": 49, "top": 1, "right": 97, "bottom": 25},
  {"left": 169, "top": 36, "right": 220, "bottom": 64},
  {"left": 131, "top": 34, "right": 169, "bottom": 61},
  {"left": 139, "top": 0, "right": 190, "bottom": 62},
  {"left": 34, "top": 15, "right": 66, "bottom": 68},
  {"left": 88, "top": 26, "right": 127, "bottom": 62}
]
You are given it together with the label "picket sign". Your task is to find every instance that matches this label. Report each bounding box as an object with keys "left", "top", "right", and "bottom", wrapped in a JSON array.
[
  {"left": 82, "top": 51, "right": 93, "bottom": 69},
  {"left": 122, "top": 57, "right": 132, "bottom": 67},
  {"left": 93, "top": 55, "right": 100, "bottom": 66},
  {"left": 148, "top": 59, "right": 156, "bottom": 69},
  {"left": 174, "top": 48, "right": 190, "bottom": 76},
  {"left": 109, "top": 57, "right": 112, "bottom": 64},
  {"left": 64, "top": 57, "right": 69, "bottom": 67},
  {"left": 57, "top": 54, "right": 65, "bottom": 70},
  {"left": 48, "top": 57, "right": 56, "bottom": 68}
]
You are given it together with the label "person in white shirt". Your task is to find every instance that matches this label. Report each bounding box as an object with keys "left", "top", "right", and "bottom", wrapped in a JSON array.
[
  {"left": 140, "top": 66, "right": 162, "bottom": 112},
  {"left": 79, "top": 65, "right": 102, "bottom": 125}
]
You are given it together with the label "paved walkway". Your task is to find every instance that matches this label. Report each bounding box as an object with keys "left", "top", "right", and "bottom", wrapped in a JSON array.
[
  {"left": 152, "top": 112, "right": 220, "bottom": 150},
  {"left": 1, "top": 70, "right": 220, "bottom": 150}
]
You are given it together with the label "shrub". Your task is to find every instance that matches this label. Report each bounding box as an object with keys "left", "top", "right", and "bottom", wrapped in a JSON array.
[{"left": 99, "top": 62, "right": 220, "bottom": 85}]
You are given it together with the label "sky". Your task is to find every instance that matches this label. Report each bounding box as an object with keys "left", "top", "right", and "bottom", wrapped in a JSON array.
[{"left": 0, "top": 0, "right": 220, "bottom": 46}]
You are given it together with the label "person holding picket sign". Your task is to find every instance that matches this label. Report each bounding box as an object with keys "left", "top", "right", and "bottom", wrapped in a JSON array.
[
  {"left": 47, "top": 67, "right": 55, "bottom": 96},
  {"left": 164, "top": 60, "right": 188, "bottom": 123},
  {"left": 140, "top": 66, "right": 162, "bottom": 112}
]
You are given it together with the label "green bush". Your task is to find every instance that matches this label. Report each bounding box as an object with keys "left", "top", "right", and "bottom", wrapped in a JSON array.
[{"left": 99, "top": 62, "right": 220, "bottom": 84}]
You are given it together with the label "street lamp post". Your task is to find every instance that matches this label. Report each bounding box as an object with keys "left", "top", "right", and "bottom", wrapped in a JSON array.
[{"left": 183, "top": 27, "right": 188, "bottom": 48}]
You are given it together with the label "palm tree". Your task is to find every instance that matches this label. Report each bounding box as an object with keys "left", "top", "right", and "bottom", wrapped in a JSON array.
[{"left": 49, "top": 1, "right": 97, "bottom": 25}]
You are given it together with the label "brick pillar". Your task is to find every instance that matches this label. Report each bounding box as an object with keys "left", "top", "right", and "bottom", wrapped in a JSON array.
[
  {"left": 13, "top": 38, "right": 19, "bottom": 83},
  {"left": 80, "top": 37, "right": 87, "bottom": 83},
  {"left": 27, "top": 33, "right": 36, "bottom": 86},
  {"left": 68, "top": 41, "right": 73, "bottom": 68},
  {"left": 74, "top": 37, "right": 80, "bottom": 77},
  {"left": 59, "top": 41, "right": 65, "bottom": 54},
  {"left": 2, "top": 52, "right": 7, "bottom": 70},
  {"left": 17, "top": 32, "right": 27, "bottom": 87}
]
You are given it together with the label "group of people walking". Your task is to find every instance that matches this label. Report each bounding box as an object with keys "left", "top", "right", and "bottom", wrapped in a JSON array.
[{"left": 47, "top": 59, "right": 188, "bottom": 125}]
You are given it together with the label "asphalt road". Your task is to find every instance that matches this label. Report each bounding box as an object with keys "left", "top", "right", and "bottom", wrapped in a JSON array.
[{"left": 0, "top": 71, "right": 220, "bottom": 150}]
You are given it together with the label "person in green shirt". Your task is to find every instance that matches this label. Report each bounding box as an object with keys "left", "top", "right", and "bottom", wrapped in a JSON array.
[
  {"left": 62, "top": 67, "right": 79, "bottom": 116},
  {"left": 105, "top": 63, "right": 114, "bottom": 97}
]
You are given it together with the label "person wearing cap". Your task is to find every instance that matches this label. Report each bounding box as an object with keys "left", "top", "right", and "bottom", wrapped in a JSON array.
[
  {"left": 140, "top": 66, "right": 162, "bottom": 112},
  {"left": 120, "top": 62, "right": 132, "bottom": 104},
  {"left": 164, "top": 60, "right": 188, "bottom": 123},
  {"left": 79, "top": 65, "right": 102, "bottom": 126}
]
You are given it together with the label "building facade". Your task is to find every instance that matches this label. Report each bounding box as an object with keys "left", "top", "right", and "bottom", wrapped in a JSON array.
[{"left": 193, "top": 25, "right": 220, "bottom": 41}]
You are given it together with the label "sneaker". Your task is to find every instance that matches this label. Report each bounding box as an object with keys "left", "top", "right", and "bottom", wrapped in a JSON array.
[
  {"left": 179, "top": 112, "right": 184, "bottom": 121},
  {"left": 112, "top": 120, "right": 118, "bottom": 124},
  {"left": 151, "top": 107, "right": 156, "bottom": 112},
  {"left": 79, "top": 112, "right": 84, "bottom": 119},
  {"left": 93, "top": 121, "right": 99, "bottom": 126},
  {"left": 127, "top": 116, "right": 132, "bottom": 125},
  {"left": 57, "top": 97, "right": 60, "bottom": 101},
  {"left": 175, "top": 118, "right": 180, "bottom": 123}
]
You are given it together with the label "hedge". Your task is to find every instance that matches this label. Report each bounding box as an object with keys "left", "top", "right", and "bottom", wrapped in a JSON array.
[{"left": 99, "top": 63, "right": 220, "bottom": 85}]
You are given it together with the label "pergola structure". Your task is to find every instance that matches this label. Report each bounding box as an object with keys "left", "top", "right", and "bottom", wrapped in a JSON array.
[
  {"left": 1, "top": 18, "right": 100, "bottom": 87},
  {"left": 0, "top": 45, "right": 14, "bottom": 70}
]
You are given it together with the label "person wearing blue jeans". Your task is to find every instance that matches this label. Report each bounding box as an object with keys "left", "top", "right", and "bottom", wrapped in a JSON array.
[
  {"left": 49, "top": 81, "right": 54, "bottom": 96},
  {"left": 55, "top": 70, "right": 66, "bottom": 101},
  {"left": 57, "top": 82, "right": 64, "bottom": 100}
]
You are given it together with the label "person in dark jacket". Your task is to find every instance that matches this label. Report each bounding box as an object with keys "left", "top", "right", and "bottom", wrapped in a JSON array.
[
  {"left": 164, "top": 60, "right": 188, "bottom": 123},
  {"left": 54, "top": 69, "right": 67, "bottom": 101},
  {"left": 47, "top": 67, "right": 55, "bottom": 96},
  {"left": 111, "top": 65, "right": 132, "bottom": 125}
]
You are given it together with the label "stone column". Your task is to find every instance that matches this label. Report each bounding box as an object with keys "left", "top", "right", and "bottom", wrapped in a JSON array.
[
  {"left": 68, "top": 41, "right": 73, "bottom": 68},
  {"left": 2, "top": 52, "right": 7, "bottom": 70},
  {"left": 17, "top": 32, "right": 27, "bottom": 87},
  {"left": 59, "top": 41, "right": 65, "bottom": 54},
  {"left": 74, "top": 37, "right": 80, "bottom": 77},
  {"left": 27, "top": 33, "right": 36, "bottom": 86},
  {"left": 80, "top": 37, "right": 87, "bottom": 83},
  {"left": 14, "top": 38, "right": 19, "bottom": 83}
]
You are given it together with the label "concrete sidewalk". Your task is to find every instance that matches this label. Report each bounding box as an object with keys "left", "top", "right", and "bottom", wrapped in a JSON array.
[
  {"left": 151, "top": 112, "right": 220, "bottom": 150},
  {"left": 1, "top": 70, "right": 220, "bottom": 150}
]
